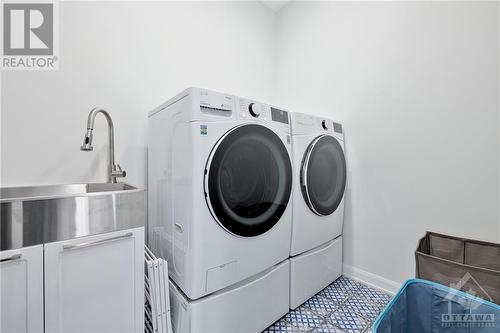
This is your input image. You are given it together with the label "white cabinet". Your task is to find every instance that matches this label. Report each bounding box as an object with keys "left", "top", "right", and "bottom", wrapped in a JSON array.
[
  {"left": 44, "top": 227, "right": 144, "bottom": 333},
  {"left": 0, "top": 228, "right": 143, "bottom": 333},
  {"left": 0, "top": 245, "right": 44, "bottom": 333}
]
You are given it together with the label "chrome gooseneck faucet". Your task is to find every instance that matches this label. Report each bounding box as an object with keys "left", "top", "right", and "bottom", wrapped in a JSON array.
[{"left": 81, "top": 107, "right": 126, "bottom": 183}]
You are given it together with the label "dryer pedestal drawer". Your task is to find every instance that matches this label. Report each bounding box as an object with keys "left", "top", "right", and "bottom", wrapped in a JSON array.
[{"left": 290, "top": 236, "right": 343, "bottom": 309}]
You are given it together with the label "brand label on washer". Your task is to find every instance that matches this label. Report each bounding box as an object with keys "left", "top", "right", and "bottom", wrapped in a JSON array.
[{"left": 200, "top": 124, "right": 207, "bottom": 135}]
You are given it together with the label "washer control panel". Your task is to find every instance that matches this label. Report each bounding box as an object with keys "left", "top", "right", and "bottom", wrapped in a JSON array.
[
  {"left": 199, "top": 89, "right": 234, "bottom": 117},
  {"left": 237, "top": 98, "right": 289, "bottom": 126},
  {"left": 248, "top": 103, "right": 260, "bottom": 117},
  {"left": 238, "top": 99, "right": 268, "bottom": 121},
  {"left": 271, "top": 108, "right": 289, "bottom": 124}
]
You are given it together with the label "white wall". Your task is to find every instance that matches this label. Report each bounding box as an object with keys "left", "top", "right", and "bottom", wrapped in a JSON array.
[
  {"left": 2, "top": 1, "right": 499, "bottom": 289},
  {"left": 1, "top": 1, "right": 275, "bottom": 187},
  {"left": 274, "top": 2, "right": 500, "bottom": 287}
]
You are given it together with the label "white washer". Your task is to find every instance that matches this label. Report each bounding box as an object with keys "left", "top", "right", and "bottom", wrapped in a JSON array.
[
  {"left": 147, "top": 87, "right": 293, "bottom": 303},
  {"left": 289, "top": 112, "right": 347, "bottom": 309}
]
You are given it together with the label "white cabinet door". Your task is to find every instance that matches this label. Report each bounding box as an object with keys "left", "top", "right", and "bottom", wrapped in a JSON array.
[
  {"left": 0, "top": 245, "right": 44, "bottom": 333},
  {"left": 44, "top": 227, "right": 144, "bottom": 333}
]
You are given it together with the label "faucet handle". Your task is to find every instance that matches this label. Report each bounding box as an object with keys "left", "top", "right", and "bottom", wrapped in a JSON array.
[{"left": 112, "top": 164, "right": 126, "bottom": 178}]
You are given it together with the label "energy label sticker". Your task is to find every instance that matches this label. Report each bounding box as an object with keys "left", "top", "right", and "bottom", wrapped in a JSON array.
[{"left": 200, "top": 125, "right": 207, "bottom": 135}]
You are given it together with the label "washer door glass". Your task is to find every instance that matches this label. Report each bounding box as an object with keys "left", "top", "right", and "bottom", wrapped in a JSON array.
[
  {"left": 205, "top": 124, "right": 292, "bottom": 237},
  {"left": 301, "top": 135, "right": 346, "bottom": 216}
]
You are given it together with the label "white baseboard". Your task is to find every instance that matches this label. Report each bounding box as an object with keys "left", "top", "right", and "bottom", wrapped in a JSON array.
[{"left": 343, "top": 264, "right": 400, "bottom": 295}]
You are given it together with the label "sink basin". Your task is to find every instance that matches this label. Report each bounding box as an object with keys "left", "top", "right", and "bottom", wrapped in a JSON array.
[{"left": 0, "top": 183, "right": 144, "bottom": 250}]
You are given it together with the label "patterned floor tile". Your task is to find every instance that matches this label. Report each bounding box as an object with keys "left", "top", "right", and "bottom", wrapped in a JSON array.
[
  {"left": 311, "top": 322, "right": 344, "bottom": 333},
  {"left": 355, "top": 285, "right": 392, "bottom": 305},
  {"left": 343, "top": 293, "right": 385, "bottom": 320},
  {"left": 284, "top": 307, "right": 324, "bottom": 331},
  {"left": 303, "top": 294, "right": 339, "bottom": 317},
  {"left": 327, "top": 306, "right": 370, "bottom": 333},
  {"left": 332, "top": 276, "right": 362, "bottom": 292},
  {"left": 263, "top": 276, "right": 392, "bottom": 333},
  {"left": 266, "top": 318, "right": 302, "bottom": 332},
  {"left": 318, "top": 285, "right": 352, "bottom": 304}
]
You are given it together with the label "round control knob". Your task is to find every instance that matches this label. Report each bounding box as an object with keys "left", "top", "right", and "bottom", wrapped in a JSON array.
[
  {"left": 322, "top": 120, "right": 328, "bottom": 130},
  {"left": 248, "top": 103, "right": 260, "bottom": 117}
]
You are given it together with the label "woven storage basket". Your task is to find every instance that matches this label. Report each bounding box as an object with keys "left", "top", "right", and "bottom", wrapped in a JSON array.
[{"left": 415, "top": 231, "right": 500, "bottom": 304}]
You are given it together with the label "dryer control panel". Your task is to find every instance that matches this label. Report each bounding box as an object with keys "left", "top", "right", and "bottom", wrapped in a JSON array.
[{"left": 290, "top": 112, "right": 344, "bottom": 141}]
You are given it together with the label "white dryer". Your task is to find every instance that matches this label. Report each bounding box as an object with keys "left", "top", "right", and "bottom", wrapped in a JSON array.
[
  {"left": 289, "top": 112, "right": 347, "bottom": 309},
  {"left": 148, "top": 88, "right": 293, "bottom": 331}
]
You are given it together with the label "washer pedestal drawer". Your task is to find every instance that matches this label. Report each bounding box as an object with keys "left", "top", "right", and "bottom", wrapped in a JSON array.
[{"left": 169, "top": 260, "right": 290, "bottom": 333}]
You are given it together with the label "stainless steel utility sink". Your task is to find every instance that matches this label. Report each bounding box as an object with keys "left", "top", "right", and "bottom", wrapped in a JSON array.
[
  {"left": 1, "top": 182, "right": 138, "bottom": 202},
  {"left": 0, "top": 183, "right": 144, "bottom": 250}
]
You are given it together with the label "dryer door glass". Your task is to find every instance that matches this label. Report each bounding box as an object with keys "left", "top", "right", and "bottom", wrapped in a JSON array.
[
  {"left": 301, "top": 135, "right": 346, "bottom": 216},
  {"left": 206, "top": 124, "right": 292, "bottom": 237}
]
